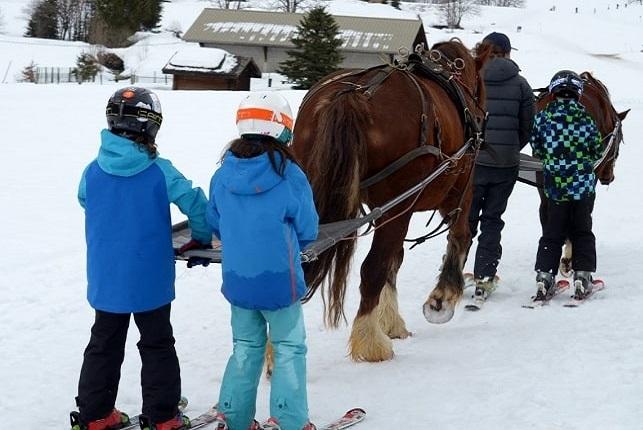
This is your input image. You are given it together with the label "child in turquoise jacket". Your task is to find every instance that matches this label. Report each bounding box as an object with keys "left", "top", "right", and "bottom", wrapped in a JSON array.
[{"left": 207, "top": 92, "right": 319, "bottom": 430}]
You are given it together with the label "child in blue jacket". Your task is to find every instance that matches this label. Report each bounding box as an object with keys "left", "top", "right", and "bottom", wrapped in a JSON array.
[
  {"left": 71, "top": 87, "right": 211, "bottom": 430},
  {"left": 207, "top": 92, "right": 319, "bottom": 430}
]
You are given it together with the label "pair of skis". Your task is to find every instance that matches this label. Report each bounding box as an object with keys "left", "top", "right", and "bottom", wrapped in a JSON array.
[
  {"left": 98, "top": 406, "right": 365, "bottom": 430},
  {"left": 522, "top": 278, "right": 605, "bottom": 309}
]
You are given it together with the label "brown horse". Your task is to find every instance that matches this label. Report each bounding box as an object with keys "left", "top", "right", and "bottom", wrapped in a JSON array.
[
  {"left": 291, "top": 39, "right": 491, "bottom": 362},
  {"left": 535, "top": 72, "right": 629, "bottom": 274}
]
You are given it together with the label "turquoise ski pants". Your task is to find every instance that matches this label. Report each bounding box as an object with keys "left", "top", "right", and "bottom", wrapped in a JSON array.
[{"left": 218, "top": 302, "right": 309, "bottom": 430}]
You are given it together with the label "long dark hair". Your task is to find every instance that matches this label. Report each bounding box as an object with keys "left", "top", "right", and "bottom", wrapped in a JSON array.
[
  {"left": 225, "top": 136, "right": 300, "bottom": 177},
  {"left": 113, "top": 129, "right": 158, "bottom": 158},
  {"left": 133, "top": 134, "right": 158, "bottom": 158}
]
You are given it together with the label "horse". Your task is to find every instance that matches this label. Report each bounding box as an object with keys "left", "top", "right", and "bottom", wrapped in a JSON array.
[
  {"left": 290, "top": 39, "right": 491, "bottom": 362},
  {"left": 535, "top": 72, "right": 629, "bottom": 275}
]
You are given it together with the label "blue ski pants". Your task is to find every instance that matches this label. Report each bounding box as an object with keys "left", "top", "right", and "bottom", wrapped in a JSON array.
[{"left": 218, "top": 302, "right": 309, "bottom": 430}]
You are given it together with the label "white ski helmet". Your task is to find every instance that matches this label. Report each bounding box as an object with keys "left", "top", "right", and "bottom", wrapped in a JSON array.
[{"left": 236, "top": 92, "right": 294, "bottom": 144}]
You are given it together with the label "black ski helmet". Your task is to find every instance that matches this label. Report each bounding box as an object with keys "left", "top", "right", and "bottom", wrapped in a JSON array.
[
  {"left": 106, "top": 87, "right": 163, "bottom": 139},
  {"left": 548, "top": 70, "right": 584, "bottom": 99}
]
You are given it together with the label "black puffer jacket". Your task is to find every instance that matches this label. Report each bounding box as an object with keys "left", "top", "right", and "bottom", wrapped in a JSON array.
[{"left": 477, "top": 57, "right": 534, "bottom": 168}]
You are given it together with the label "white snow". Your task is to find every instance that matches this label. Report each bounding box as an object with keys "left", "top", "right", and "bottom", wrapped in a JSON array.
[{"left": 1, "top": 0, "right": 643, "bottom": 429}]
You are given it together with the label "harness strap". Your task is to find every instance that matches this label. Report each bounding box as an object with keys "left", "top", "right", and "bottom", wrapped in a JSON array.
[
  {"left": 401, "top": 70, "right": 432, "bottom": 148},
  {"left": 298, "top": 66, "right": 389, "bottom": 113},
  {"left": 359, "top": 145, "right": 441, "bottom": 189},
  {"left": 594, "top": 120, "right": 621, "bottom": 168}
]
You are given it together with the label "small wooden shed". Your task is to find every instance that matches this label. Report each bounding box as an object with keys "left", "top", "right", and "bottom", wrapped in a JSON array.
[{"left": 162, "top": 45, "right": 261, "bottom": 90}]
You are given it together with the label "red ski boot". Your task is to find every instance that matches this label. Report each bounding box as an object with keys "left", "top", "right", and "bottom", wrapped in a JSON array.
[
  {"left": 70, "top": 409, "right": 130, "bottom": 430},
  {"left": 139, "top": 413, "right": 190, "bottom": 430}
]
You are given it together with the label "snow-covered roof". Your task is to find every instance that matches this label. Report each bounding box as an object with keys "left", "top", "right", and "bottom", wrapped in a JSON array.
[
  {"left": 183, "top": 9, "right": 426, "bottom": 54},
  {"left": 163, "top": 45, "right": 239, "bottom": 74}
]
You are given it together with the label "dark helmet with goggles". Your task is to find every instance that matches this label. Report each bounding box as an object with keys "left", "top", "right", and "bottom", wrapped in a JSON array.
[
  {"left": 549, "top": 70, "right": 584, "bottom": 99},
  {"left": 106, "top": 87, "right": 163, "bottom": 139}
]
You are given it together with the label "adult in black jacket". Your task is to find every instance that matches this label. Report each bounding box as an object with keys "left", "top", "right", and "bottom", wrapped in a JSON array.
[{"left": 468, "top": 32, "right": 535, "bottom": 297}]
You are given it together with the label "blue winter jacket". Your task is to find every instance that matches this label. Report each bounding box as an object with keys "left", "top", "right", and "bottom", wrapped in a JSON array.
[
  {"left": 207, "top": 151, "right": 319, "bottom": 310},
  {"left": 78, "top": 129, "right": 211, "bottom": 313}
]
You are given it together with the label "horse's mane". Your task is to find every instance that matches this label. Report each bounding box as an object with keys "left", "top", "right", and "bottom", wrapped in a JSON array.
[
  {"left": 430, "top": 37, "right": 469, "bottom": 58},
  {"left": 581, "top": 72, "right": 610, "bottom": 98}
]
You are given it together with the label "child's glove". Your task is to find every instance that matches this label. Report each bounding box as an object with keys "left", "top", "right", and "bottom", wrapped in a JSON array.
[{"left": 177, "top": 239, "right": 213, "bottom": 268}]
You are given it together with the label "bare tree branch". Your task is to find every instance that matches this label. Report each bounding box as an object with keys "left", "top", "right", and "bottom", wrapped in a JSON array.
[{"left": 438, "top": 0, "right": 479, "bottom": 28}]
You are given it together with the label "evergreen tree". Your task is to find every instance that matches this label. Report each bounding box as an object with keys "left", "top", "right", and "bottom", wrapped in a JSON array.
[
  {"left": 25, "top": 0, "right": 59, "bottom": 39},
  {"left": 91, "top": 0, "right": 163, "bottom": 46},
  {"left": 278, "top": 6, "right": 343, "bottom": 90},
  {"left": 73, "top": 52, "right": 100, "bottom": 83},
  {"left": 94, "top": 0, "right": 163, "bottom": 32}
]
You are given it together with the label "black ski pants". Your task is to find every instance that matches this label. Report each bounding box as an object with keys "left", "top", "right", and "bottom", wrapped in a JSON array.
[
  {"left": 535, "top": 195, "right": 596, "bottom": 274},
  {"left": 468, "top": 165, "right": 518, "bottom": 279},
  {"left": 77, "top": 303, "right": 181, "bottom": 424}
]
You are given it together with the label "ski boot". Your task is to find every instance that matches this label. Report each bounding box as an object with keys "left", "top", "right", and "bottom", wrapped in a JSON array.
[
  {"left": 573, "top": 270, "right": 594, "bottom": 300},
  {"left": 210, "top": 412, "right": 229, "bottom": 430},
  {"left": 70, "top": 409, "right": 130, "bottom": 430},
  {"left": 139, "top": 412, "right": 190, "bottom": 430},
  {"left": 473, "top": 276, "right": 498, "bottom": 301},
  {"left": 260, "top": 418, "right": 282, "bottom": 430},
  {"left": 534, "top": 271, "right": 555, "bottom": 302}
]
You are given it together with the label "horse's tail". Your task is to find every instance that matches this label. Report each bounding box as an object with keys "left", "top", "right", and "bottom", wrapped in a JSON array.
[{"left": 302, "top": 90, "right": 369, "bottom": 328}]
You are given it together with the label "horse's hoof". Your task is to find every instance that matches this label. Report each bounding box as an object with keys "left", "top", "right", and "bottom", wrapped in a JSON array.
[{"left": 423, "top": 300, "right": 455, "bottom": 324}]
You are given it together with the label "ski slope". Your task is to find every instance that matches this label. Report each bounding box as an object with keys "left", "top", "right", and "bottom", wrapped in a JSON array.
[{"left": 1, "top": 1, "right": 642, "bottom": 428}]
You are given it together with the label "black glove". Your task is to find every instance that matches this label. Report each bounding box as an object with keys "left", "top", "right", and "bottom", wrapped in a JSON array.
[{"left": 177, "top": 239, "right": 212, "bottom": 268}]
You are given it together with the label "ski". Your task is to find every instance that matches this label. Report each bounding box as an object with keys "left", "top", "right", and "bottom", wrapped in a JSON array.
[
  {"left": 522, "top": 280, "right": 570, "bottom": 309},
  {"left": 140, "top": 405, "right": 221, "bottom": 430},
  {"left": 256, "top": 408, "right": 366, "bottom": 430},
  {"left": 563, "top": 279, "right": 605, "bottom": 307},
  {"left": 176, "top": 405, "right": 222, "bottom": 430},
  {"left": 464, "top": 295, "right": 486, "bottom": 311},
  {"left": 318, "top": 408, "right": 366, "bottom": 430}
]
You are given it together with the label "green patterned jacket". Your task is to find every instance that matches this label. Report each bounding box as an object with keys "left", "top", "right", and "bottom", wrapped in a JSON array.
[{"left": 530, "top": 99, "right": 602, "bottom": 201}]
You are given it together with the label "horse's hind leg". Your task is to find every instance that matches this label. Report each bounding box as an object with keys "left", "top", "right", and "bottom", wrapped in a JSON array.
[
  {"left": 423, "top": 198, "right": 471, "bottom": 323},
  {"left": 560, "top": 240, "right": 573, "bottom": 277},
  {"left": 350, "top": 212, "right": 412, "bottom": 362},
  {"left": 377, "top": 246, "right": 411, "bottom": 339}
]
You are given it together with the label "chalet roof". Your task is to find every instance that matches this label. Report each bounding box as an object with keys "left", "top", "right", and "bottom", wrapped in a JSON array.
[
  {"left": 162, "top": 46, "right": 261, "bottom": 77},
  {"left": 183, "top": 8, "right": 426, "bottom": 54}
]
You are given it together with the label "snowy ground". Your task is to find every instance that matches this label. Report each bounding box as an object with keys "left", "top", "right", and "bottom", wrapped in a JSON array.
[{"left": 1, "top": 0, "right": 643, "bottom": 429}]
